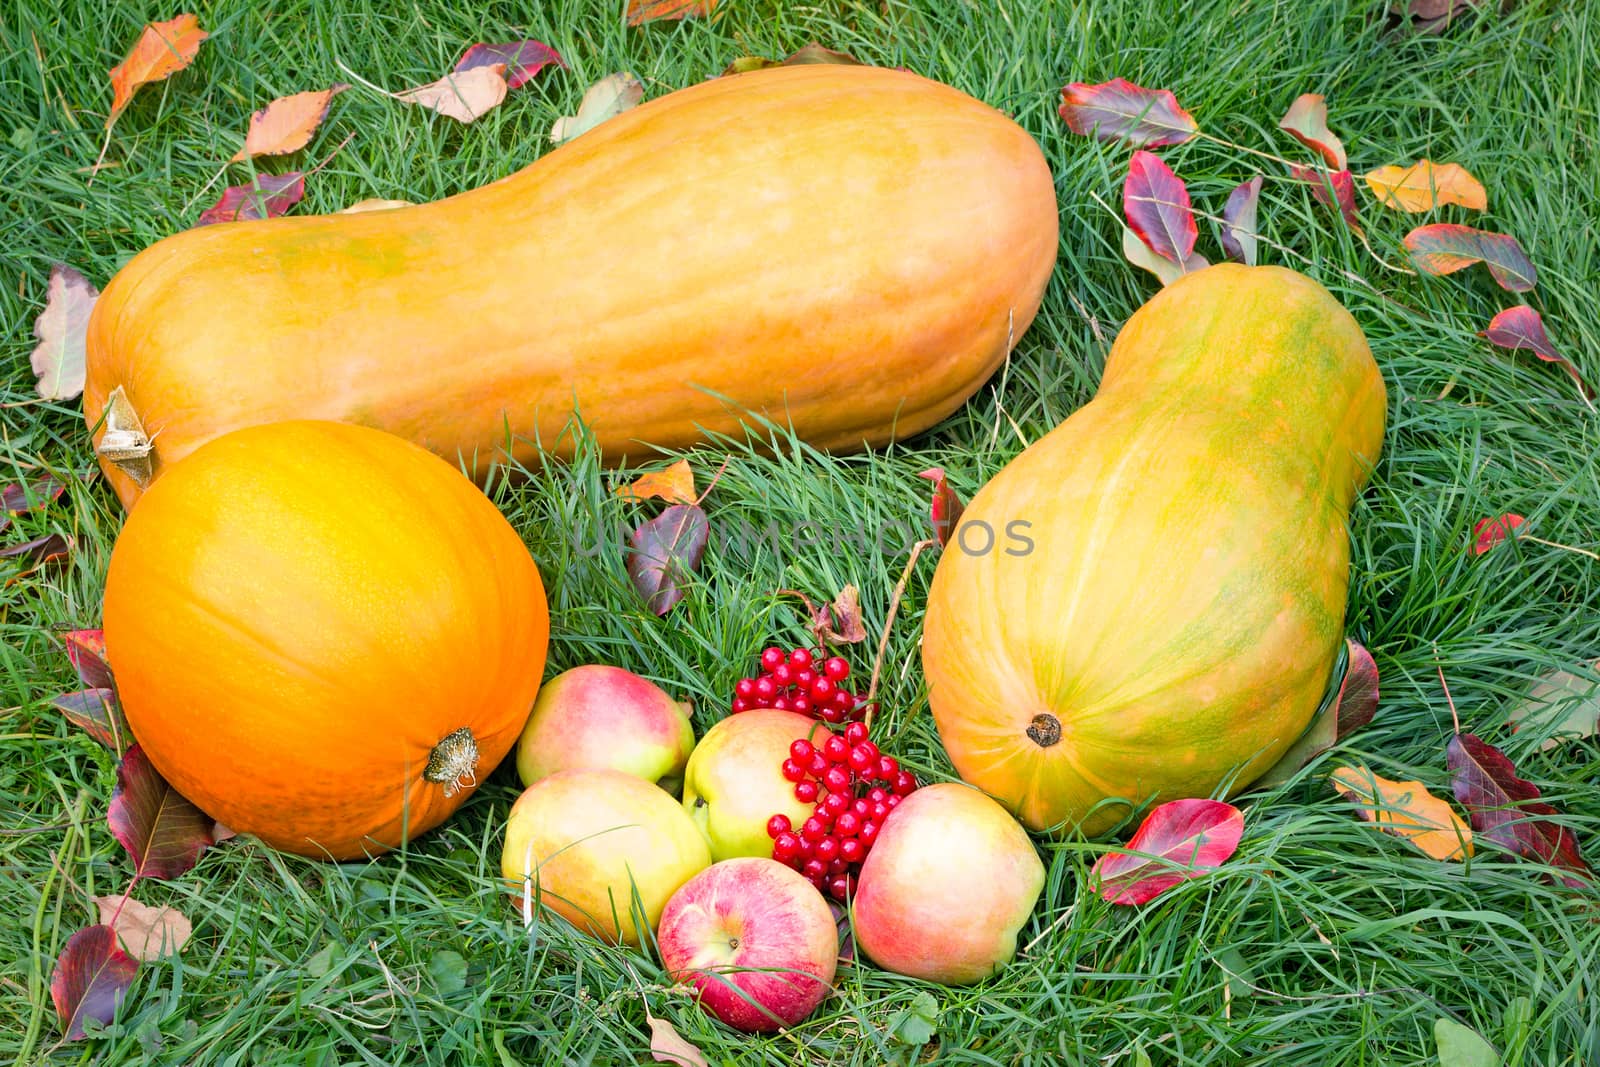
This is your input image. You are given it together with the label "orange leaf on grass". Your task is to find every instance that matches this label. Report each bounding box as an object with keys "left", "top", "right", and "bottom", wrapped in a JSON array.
[
  {"left": 1330, "top": 765, "right": 1472, "bottom": 861},
  {"left": 1277, "top": 93, "right": 1346, "bottom": 170},
  {"left": 1404, "top": 224, "right": 1535, "bottom": 291},
  {"left": 615, "top": 459, "right": 696, "bottom": 505},
  {"left": 107, "top": 14, "right": 208, "bottom": 129},
  {"left": 1058, "top": 78, "right": 1198, "bottom": 148},
  {"left": 627, "top": 0, "right": 719, "bottom": 25},
  {"left": 230, "top": 85, "right": 347, "bottom": 161},
  {"left": 1471, "top": 513, "right": 1525, "bottom": 555},
  {"left": 1363, "top": 160, "right": 1487, "bottom": 212}
]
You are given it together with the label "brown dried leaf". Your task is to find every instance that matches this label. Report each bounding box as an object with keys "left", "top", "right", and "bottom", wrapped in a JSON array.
[
  {"left": 107, "top": 14, "right": 208, "bottom": 129},
  {"left": 230, "top": 85, "right": 347, "bottom": 161},
  {"left": 627, "top": 505, "right": 709, "bottom": 615},
  {"left": 647, "top": 1012, "right": 708, "bottom": 1066},
  {"left": 337, "top": 198, "right": 414, "bottom": 214},
  {"left": 92, "top": 896, "right": 193, "bottom": 961},
  {"left": 1447, "top": 732, "right": 1589, "bottom": 886},
  {"left": 812, "top": 585, "right": 868, "bottom": 646},
  {"left": 30, "top": 265, "right": 99, "bottom": 401},
  {"left": 395, "top": 65, "right": 508, "bottom": 124}
]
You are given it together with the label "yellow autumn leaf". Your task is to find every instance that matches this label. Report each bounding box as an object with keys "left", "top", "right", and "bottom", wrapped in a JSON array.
[
  {"left": 615, "top": 459, "right": 696, "bottom": 505},
  {"left": 1331, "top": 765, "right": 1473, "bottom": 861},
  {"left": 1362, "top": 160, "right": 1487, "bottom": 213}
]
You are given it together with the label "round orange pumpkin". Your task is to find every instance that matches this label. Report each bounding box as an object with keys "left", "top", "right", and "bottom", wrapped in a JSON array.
[{"left": 102, "top": 420, "right": 549, "bottom": 859}]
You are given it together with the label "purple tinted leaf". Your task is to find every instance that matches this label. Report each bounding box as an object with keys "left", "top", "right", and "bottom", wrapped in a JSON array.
[
  {"left": 453, "top": 39, "right": 564, "bottom": 89},
  {"left": 1124, "top": 150, "right": 1197, "bottom": 262},
  {"left": 1404, "top": 224, "right": 1537, "bottom": 292},
  {"left": 1446, "top": 732, "right": 1589, "bottom": 888},
  {"left": 195, "top": 172, "right": 306, "bottom": 227},
  {"left": 54, "top": 689, "right": 131, "bottom": 754},
  {"left": 1091, "top": 799, "right": 1244, "bottom": 905},
  {"left": 1289, "top": 165, "right": 1361, "bottom": 233},
  {"left": 627, "top": 504, "right": 710, "bottom": 615},
  {"left": 1058, "top": 78, "right": 1199, "bottom": 148},
  {"left": 51, "top": 925, "right": 138, "bottom": 1040},
  {"left": 3, "top": 474, "right": 65, "bottom": 515},
  {"left": 3, "top": 532, "right": 71, "bottom": 583},
  {"left": 108, "top": 745, "right": 215, "bottom": 880},
  {"left": 1481, "top": 306, "right": 1590, "bottom": 395},
  {"left": 1336, "top": 640, "right": 1380, "bottom": 735},
  {"left": 63, "top": 628, "right": 114, "bottom": 690},
  {"left": 1219, "top": 176, "right": 1262, "bottom": 266}
]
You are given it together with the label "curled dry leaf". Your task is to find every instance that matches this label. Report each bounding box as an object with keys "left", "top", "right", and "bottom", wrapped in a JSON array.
[
  {"left": 1471, "top": 513, "right": 1525, "bottom": 555},
  {"left": 1091, "top": 798, "right": 1244, "bottom": 905},
  {"left": 1277, "top": 94, "right": 1346, "bottom": 170},
  {"left": 1058, "top": 78, "right": 1198, "bottom": 147},
  {"left": 1404, "top": 224, "right": 1536, "bottom": 291},
  {"left": 1256, "top": 638, "right": 1380, "bottom": 787},
  {"left": 1289, "top": 165, "right": 1360, "bottom": 233},
  {"left": 1122, "top": 226, "right": 1207, "bottom": 286},
  {"left": 196, "top": 172, "right": 306, "bottom": 227},
  {"left": 53, "top": 689, "right": 130, "bottom": 754},
  {"left": 51, "top": 925, "right": 138, "bottom": 1040},
  {"left": 395, "top": 65, "right": 509, "bottom": 124},
  {"left": 108, "top": 744, "right": 216, "bottom": 880},
  {"left": 627, "top": 504, "right": 710, "bottom": 615},
  {"left": 454, "top": 40, "right": 564, "bottom": 89},
  {"left": 1446, "top": 731, "right": 1590, "bottom": 887},
  {"left": 106, "top": 14, "right": 208, "bottom": 129},
  {"left": 1507, "top": 662, "right": 1600, "bottom": 751},
  {"left": 1363, "top": 160, "right": 1486, "bottom": 212},
  {"left": 92, "top": 895, "right": 193, "bottom": 961},
  {"left": 231, "top": 85, "right": 347, "bottom": 161},
  {"left": 1480, "top": 306, "right": 1590, "bottom": 396},
  {"left": 646, "top": 1012, "right": 709, "bottom": 1067},
  {"left": 628, "top": 0, "right": 719, "bottom": 26},
  {"left": 615, "top": 459, "right": 696, "bottom": 505},
  {"left": 337, "top": 198, "right": 414, "bottom": 214},
  {"left": 917, "top": 468, "right": 966, "bottom": 547},
  {"left": 1219, "top": 176, "right": 1262, "bottom": 266},
  {"left": 551, "top": 73, "right": 644, "bottom": 144},
  {"left": 30, "top": 264, "right": 99, "bottom": 401},
  {"left": 810, "top": 585, "right": 868, "bottom": 646},
  {"left": 1124, "top": 150, "right": 1198, "bottom": 262},
  {"left": 1330, "top": 765, "right": 1472, "bottom": 861}
]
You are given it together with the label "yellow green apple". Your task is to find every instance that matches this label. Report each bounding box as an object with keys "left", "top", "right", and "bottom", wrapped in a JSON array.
[
  {"left": 501, "top": 768, "right": 711, "bottom": 945},
  {"left": 681, "top": 710, "right": 826, "bottom": 860},
  {"left": 852, "top": 782, "right": 1044, "bottom": 984},
  {"left": 515, "top": 664, "right": 696, "bottom": 793}
]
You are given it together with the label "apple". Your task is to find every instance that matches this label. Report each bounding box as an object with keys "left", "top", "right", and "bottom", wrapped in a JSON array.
[
  {"left": 515, "top": 664, "right": 696, "bottom": 793},
  {"left": 681, "top": 710, "right": 827, "bottom": 860},
  {"left": 501, "top": 768, "right": 711, "bottom": 945},
  {"left": 852, "top": 782, "right": 1044, "bottom": 984},
  {"left": 657, "top": 857, "right": 838, "bottom": 1032}
]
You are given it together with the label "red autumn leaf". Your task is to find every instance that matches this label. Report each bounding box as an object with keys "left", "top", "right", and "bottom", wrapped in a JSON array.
[
  {"left": 1336, "top": 639, "right": 1381, "bottom": 735},
  {"left": 1472, "top": 513, "right": 1525, "bottom": 555},
  {"left": 627, "top": 0, "right": 719, "bottom": 25},
  {"left": 1058, "top": 78, "right": 1199, "bottom": 148},
  {"left": 196, "top": 173, "right": 306, "bottom": 227},
  {"left": 918, "top": 468, "right": 966, "bottom": 547},
  {"left": 231, "top": 85, "right": 348, "bottom": 161},
  {"left": 1290, "top": 165, "right": 1360, "bottom": 233},
  {"left": 3, "top": 474, "right": 65, "bottom": 516},
  {"left": 627, "top": 504, "right": 710, "bottom": 615},
  {"left": 51, "top": 925, "right": 138, "bottom": 1039},
  {"left": 1480, "top": 306, "right": 1590, "bottom": 395},
  {"left": 30, "top": 264, "right": 99, "bottom": 401},
  {"left": 54, "top": 689, "right": 131, "bottom": 754},
  {"left": 108, "top": 745, "right": 215, "bottom": 880},
  {"left": 63, "top": 628, "right": 114, "bottom": 689},
  {"left": 1446, "top": 732, "right": 1590, "bottom": 887},
  {"left": 1404, "top": 224, "right": 1536, "bottom": 292},
  {"left": 454, "top": 39, "right": 564, "bottom": 89},
  {"left": 106, "top": 14, "right": 208, "bottom": 130},
  {"left": 1277, "top": 94, "right": 1347, "bottom": 170},
  {"left": 1091, "top": 799, "right": 1245, "bottom": 905},
  {"left": 1219, "top": 175, "right": 1262, "bottom": 266},
  {"left": 1124, "top": 150, "right": 1198, "bottom": 263}
]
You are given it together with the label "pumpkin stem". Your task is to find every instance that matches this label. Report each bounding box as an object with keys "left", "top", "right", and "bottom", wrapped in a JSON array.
[
  {"left": 95, "top": 386, "right": 155, "bottom": 487},
  {"left": 424, "top": 727, "right": 480, "bottom": 797},
  {"left": 1025, "top": 713, "right": 1062, "bottom": 748}
]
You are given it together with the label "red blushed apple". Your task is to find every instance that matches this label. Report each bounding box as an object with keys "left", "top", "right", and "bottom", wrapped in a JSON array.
[
  {"left": 852, "top": 782, "right": 1044, "bottom": 985},
  {"left": 657, "top": 858, "right": 838, "bottom": 1032},
  {"left": 515, "top": 665, "right": 696, "bottom": 793}
]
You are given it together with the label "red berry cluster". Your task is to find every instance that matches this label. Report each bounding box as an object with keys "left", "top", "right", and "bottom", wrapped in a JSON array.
[
  {"left": 730, "top": 646, "right": 877, "bottom": 724},
  {"left": 766, "top": 720, "right": 918, "bottom": 900}
]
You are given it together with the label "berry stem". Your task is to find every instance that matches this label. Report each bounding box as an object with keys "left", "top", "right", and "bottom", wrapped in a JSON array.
[{"left": 865, "top": 537, "right": 936, "bottom": 727}]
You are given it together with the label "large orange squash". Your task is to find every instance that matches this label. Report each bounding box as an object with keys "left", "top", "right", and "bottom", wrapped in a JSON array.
[
  {"left": 82, "top": 65, "right": 1058, "bottom": 509},
  {"left": 921, "top": 265, "right": 1386, "bottom": 836},
  {"left": 101, "top": 420, "right": 549, "bottom": 859}
]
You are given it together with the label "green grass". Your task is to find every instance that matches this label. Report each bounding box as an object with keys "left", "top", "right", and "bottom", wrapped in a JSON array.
[{"left": 3, "top": 0, "right": 1598, "bottom": 1063}]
